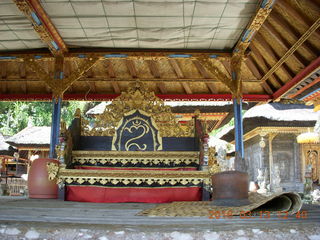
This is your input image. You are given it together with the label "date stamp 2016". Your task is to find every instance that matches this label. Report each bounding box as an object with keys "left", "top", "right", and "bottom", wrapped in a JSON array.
[{"left": 208, "top": 210, "right": 308, "bottom": 219}]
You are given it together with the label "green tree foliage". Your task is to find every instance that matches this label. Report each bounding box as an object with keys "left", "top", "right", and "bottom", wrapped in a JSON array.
[{"left": 0, "top": 101, "right": 91, "bottom": 136}]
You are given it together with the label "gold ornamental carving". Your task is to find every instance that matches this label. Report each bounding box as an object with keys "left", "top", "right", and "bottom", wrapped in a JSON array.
[
  {"left": 207, "top": 147, "right": 221, "bottom": 174},
  {"left": 72, "top": 150, "right": 199, "bottom": 166},
  {"left": 81, "top": 81, "right": 194, "bottom": 137},
  {"left": 49, "top": 166, "right": 211, "bottom": 186},
  {"left": 47, "top": 162, "right": 60, "bottom": 181}
]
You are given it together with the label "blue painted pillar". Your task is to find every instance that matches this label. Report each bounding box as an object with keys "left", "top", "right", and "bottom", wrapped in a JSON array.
[
  {"left": 233, "top": 98, "right": 244, "bottom": 159},
  {"left": 49, "top": 57, "right": 64, "bottom": 159},
  {"left": 49, "top": 98, "right": 62, "bottom": 158}
]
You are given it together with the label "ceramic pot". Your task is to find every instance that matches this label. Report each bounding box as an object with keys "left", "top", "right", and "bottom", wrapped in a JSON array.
[{"left": 28, "top": 158, "right": 58, "bottom": 199}]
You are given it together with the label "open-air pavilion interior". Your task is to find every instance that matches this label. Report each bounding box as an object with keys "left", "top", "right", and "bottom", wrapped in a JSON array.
[{"left": 0, "top": 0, "right": 320, "bottom": 239}]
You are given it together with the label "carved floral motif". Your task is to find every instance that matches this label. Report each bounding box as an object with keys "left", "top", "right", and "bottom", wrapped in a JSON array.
[{"left": 81, "top": 81, "right": 194, "bottom": 137}]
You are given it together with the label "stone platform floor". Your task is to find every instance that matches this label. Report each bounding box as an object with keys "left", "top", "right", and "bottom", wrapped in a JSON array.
[{"left": 0, "top": 196, "right": 319, "bottom": 240}]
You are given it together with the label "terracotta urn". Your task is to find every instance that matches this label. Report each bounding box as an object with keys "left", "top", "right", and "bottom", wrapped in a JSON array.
[
  {"left": 28, "top": 158, "right": 59, "bottom": 199},
  {"left": 211, "top": 171, "right": 250, "bottom": 206}
]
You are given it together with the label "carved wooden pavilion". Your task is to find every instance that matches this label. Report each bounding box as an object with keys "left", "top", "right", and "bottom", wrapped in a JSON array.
[{"left": 0, "top": 0, "right": 319, "bottom": 202}]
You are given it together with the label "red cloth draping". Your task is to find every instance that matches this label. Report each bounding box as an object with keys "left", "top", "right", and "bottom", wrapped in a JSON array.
[{"left": 66, "top": 186, "right": 202, "bottom": 203}]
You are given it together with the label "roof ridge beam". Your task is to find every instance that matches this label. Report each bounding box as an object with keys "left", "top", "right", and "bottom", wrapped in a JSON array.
[
  {"left": 233, "top": 0, "right": 275, "bottom": 55},
  {"left": 13, "top": 0, "right": 68, "bottom": 56}
]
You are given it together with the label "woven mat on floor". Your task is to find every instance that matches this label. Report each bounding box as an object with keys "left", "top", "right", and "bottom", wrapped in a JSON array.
[{"left": 136, "top": 192, "right": 302, "bottom": 217}]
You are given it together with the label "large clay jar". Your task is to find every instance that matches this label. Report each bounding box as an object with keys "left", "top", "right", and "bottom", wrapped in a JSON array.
[
  {"left": 211, "top": 171, "right": 250, "bottom": 206},
  {"left": 28, "top": 158, "right": 59, "bottom": 199}
]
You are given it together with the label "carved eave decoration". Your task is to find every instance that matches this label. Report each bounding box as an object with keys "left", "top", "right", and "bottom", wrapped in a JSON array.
[
  {"left": 231, "top": 126, "right": 313, "bottom": 144},
  {"left": 81, "top": 81, "right": 194, "bottom": 137}
]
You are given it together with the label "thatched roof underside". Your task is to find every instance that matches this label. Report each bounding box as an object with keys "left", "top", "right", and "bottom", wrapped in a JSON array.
[{"left": 0, "top": 133, "right": 15, "bottom": 155}]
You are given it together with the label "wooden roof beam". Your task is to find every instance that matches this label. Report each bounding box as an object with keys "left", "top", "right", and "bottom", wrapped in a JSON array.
[
  {"left": 13, "top": 0, "right": 68, "bottom": 56},
  {"left": 221, "top": 60, "right": 231, "bottom": 77},
  {"left": 245, "top": 56, "right": 262, "bottom": 79},
  {"left": 20, "top": 62, "right": 27, "bottom": 94},
  {"left": 104, "top": 60, "right": 120, "bottom": 94},
  {"left": 104, "top": 60, "right": 116, "bottom": 78},
  {"left": 147, "top": 60, "right": 161, "bottom": 78},
  {"left": 1, "top": 82, "right": 7, "bottom": 94},
  {"left": 111, "top": 81, "right": 121, "bottom": 94},
  {"left": 156, "top": 83, "right": 167, "bottom": 94},
  {"left": 246, "top": 55, "right": 274, "bottom": 95},
  {"left": 1, "top": 62, "right": 7, "bottom": 79},
  {"left": 261, "top": 17, "right": 320, "bottom": 88},
  {"left": 234, "top": 0, "right": 275, "bottom": 54},
  {"left": 192, "top": 60, "right": 216, "bottom": 94},
  {"left": 277, "top": 0, "right": 320, "bottom": 40},
  {"left": 126, "top": 60, "right": 138, "bottom": 78},
  {"left": 206, "top": 83, "right": 217, "bottom": 94},
  {"left": 19, "top": 62, "right": 26, "bottom": 79},
  {"left": 192, "top": 60, "right": 211, "bottom": 78},
  {"left": 169, "top": 59, "right": 192, "bottom": 94},
  {"left": 169, "top": 59, "right": 184, "bottom": 79},
  {"left": 147, "top": 60, "right": 167, "bottom": 93},
  {"left": 0, "top": 62, "right": 8, "bottom": 94},
  {"left": 270, "top": 12, "right": 318, "bottom": 55},
  {"left": 253, "top": 33, "right": 294, "bottom": 79},
  {"left": 181, "top": 82, "right": 193, "bottom": 95},
  {"left": 262, "top": 21, "right": 307, "bottom": 67},
  {"left": 250, "top": 43, "right": 283, "bottom": 88}
]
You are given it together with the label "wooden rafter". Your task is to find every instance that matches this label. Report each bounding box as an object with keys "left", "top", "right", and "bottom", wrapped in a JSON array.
[
  {"left": 25, "top": 56, "right": 99, "bottom": 99},
  {"left": 245, "top": 56, "right": 262, "bottom": 79},
  {"left": 261, "top": 16, "right": 320, "bottom": 85},
  {"left": 169, "top": 59, "right": 184, "bottom": 78},
  {"left": 192, "top": 60, "right": 216, "bottom": 94},
  {"left": 1, "top": 62, "right": 7, "bottom": 79},
  {"left": 181, "top": 83, "right": 193, "bottom": 94},
  {"left": 146, "top": 60, "right": 166, "bottom": 93},
  {"left": 126, "top": 60, "right": 138, "bottom": 78},
  {"left": 261, "top": 21, "right": 307, "bottom": 66},
  {"left": 104, "top": 60, "right": 116, "bottom": 78},
  {"left": 192, "top": 60, "right": 210, "bottom": 78},
  {"left": 19, "top": 62, "right": 26, "bottom": 79},
  {"left": 169, "top": 59, "right": 192, "bottom": 94},
  {"left": 261, "top": 81, "right": 274, "bottom": 95},
  {"left": 1, "top": 62, "right": 7, "bottom": 94},
  {"left": 253, "top": 33, "right": 294, "bottom": 79},
  {"left": 277, "top": 0, "right": 320, "bottom": 40},
  {"left": 147, "top": 60, "right": 161, "bottom": 78},
  {"left": 250, "top": 43, "right": 282, "bottom": 88},
  {"left": 13, "top": 0, "right": 68, "bottom": 56},
  {"left": 111, "top": 81, "right": 121, "bottom": 94},
  {"left": 221, "top": 60, "right": 231, "bottom": 77},
  {"left": 270, "top": 12, "right": 318, "bottom": 55},
  {"left": 20, "top": 62, "right": 27, "bottom": 94}
]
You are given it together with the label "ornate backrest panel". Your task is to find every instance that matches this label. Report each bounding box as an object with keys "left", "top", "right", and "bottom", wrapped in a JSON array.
[
  {"left": 81, "top": 81, "right": 194, "bottom": 138},
  {"left": 112, "top": 110, "right": 162, "bottom": 151}
]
